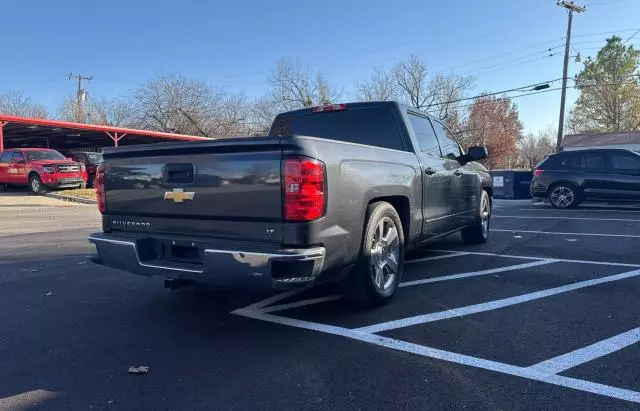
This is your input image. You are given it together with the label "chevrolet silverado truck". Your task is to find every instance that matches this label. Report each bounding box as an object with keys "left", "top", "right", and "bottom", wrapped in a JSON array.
[
  {"left": 0, "top": 148, "right": 87, "bottom": 194},
  {"left": 89, "top": 102, "right": 491, "bottom": 306}
]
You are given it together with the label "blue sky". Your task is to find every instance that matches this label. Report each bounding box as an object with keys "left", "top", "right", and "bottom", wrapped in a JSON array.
[{"left": 1, "top": 0, "right": 639, "bottom": 134}]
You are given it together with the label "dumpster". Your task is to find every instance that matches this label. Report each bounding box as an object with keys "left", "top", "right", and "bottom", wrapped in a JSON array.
[{"left": 490, "top": 169, "right": 533, "bottom": 199}]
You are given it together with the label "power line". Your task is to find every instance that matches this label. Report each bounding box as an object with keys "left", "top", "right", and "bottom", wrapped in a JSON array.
[
  {"left": 431, "top": 78, "right": 563, "bottom": 106},
  {"left": 446, "top": 79, "right": 639, "bottom": 112},
  {"left": 455, "top": 47, "right": 562, "bottom": 76},
  {"left": 623, "top": 28, "right": 640, "bottom": 44},
  {"left": 583, "top": 0, "right": 625, "bottom": 6},
  {"left": 573, "top": 27, "right": 640, "bottom": 37},
  {"left": 435, "top": 37, "right": 566, "bottom": 72},
  {"left": 469, "top": 54, "right": 560, "bottom": 78}
]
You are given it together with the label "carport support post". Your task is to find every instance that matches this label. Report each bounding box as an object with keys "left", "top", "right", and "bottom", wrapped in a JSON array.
[
  {"left": 105, "top": 131, "right": 127, "bottom": 147},
  {"left": 0, "top": 121, "right": 6, "bottom": 152}
]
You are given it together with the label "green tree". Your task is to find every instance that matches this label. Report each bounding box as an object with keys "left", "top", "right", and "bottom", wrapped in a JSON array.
[{"left": 569, "top": 36, "right": 640, "bottom": 133}]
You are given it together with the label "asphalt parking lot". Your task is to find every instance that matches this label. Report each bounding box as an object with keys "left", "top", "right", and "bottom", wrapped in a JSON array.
[{"left": 1, "top": 196, "right": 640, "bottom": 410}]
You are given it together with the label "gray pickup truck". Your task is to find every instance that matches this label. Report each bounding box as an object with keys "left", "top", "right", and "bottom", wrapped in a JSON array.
[{"left": 89, "top": 101, "right": 491, "bottom": 306}]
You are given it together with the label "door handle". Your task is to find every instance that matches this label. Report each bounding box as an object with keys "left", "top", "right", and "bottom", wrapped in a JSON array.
[
  {"left": 424, "top": 167, "right": 437, "bottom": 175},
  {"left": 454, "top": 170, "right": 464, "bottom": 177}
]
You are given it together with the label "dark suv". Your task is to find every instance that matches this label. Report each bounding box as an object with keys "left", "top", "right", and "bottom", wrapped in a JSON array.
[
  {"left": 531, "top": 149, "right": 640, "bottom": 208},
  {"left": 67, "top": 151, "right": 103, "bottom": 188}
]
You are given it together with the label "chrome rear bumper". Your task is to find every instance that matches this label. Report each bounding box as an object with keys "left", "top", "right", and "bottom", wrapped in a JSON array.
[{"left": 88, "top": 232, "right": 325, "bottom": 289}]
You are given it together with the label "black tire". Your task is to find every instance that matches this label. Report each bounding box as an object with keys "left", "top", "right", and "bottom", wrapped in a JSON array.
[
  {"left": 343, "top": 201, "right": 405, "bottom": 307},
  {"left": 0, "top": 183, "right": 6, "bottom": 192},
  {"left": 461, "top": 190, "right": 491, "bottom": 244},
  {"left": 548, "top": 182, "right": 580, "bottom": 209},
  {"left": 29, "top": 174, "right": 46, "bottom": 195}
]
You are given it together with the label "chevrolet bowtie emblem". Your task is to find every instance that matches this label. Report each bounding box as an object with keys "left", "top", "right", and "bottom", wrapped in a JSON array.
[{"left": 164, "top": 188, "right": 195, "bottom": 203}]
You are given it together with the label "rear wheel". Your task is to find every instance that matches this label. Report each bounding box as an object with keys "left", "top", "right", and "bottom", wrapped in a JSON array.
[
  {"left": 343, "top": 201, "right": 405, "bottom": 307},
  {"left": 461, "top": 190, "right": 491, "bottom": 244},
  {"left": 549, "top": 183, "right": 580, "bottom": 208},
  {"left": 29, "top": 174, "right": 46, "bottom": 194}
]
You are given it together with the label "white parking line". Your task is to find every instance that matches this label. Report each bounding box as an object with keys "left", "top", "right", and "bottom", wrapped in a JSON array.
[
  {"left": 429, "top": 249, "right": 640, "bottom": 268},
  {"left": 399, "top": 259, "right": 555, "bottom": 288},
  {"left": 241, "top": 289, "right": 304, "bottom": 310},
  {"left": 232, "top": 309, "right": 640, "bottom": 404},
  {"left": 259, "top": 295, "right": 342, "bottom": 313},
  {"left": 491, "top": 229, "right": 640, "bottom": 238},
  {"left": 528, "top": 327, "right": 640, "bottom": 375},
  {"left": 494, "top": 215, "right": 640, "bottom": 222},
  {"left": 517, "top": 208, "right": 640, "bottom": 213},
  {"left": 355, "top": 268, "right": 640, "bottom": 334},
  {"left": 405, "top": 252, "right": 468, "bottom": 264}
]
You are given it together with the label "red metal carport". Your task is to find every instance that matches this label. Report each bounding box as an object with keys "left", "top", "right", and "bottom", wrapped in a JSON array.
[{"left": 0, "top": 115, "right": 209, "bottom": 152}]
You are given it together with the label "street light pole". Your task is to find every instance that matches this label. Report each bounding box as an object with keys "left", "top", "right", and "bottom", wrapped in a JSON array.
[{"left": 556, "top": 1, "right": 585, "bottom": 152}]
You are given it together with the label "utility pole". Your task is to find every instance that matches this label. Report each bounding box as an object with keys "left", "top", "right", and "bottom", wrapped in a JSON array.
[
  {"left": 68, "top": 73, "right": 93, "bottom": 122},
  {"left": 556, "top": 1, "right": 585, "bottom": 152}
]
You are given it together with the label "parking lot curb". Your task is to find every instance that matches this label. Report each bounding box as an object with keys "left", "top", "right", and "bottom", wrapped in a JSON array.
[{"left": 43, "top": 192, "right": 96, "bottom": 205}]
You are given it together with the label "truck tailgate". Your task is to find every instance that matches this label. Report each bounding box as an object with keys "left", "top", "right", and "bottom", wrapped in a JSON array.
[{"left": 103, "top": 138, "right": 284, "bottom": 242}]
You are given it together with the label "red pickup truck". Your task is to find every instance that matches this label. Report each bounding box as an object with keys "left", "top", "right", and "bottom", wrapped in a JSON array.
[{"left": 0, "top": 148, "right": 87, "bottom": 193}]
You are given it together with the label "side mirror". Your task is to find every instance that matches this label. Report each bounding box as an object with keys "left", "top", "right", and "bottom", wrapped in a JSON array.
[{"left": 466, "top": 146, "right": 488, "bottom": 161}]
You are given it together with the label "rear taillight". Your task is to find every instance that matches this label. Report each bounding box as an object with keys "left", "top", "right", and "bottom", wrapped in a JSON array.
[
  {"left": 283, "top": 157, "right": 325, "bottom": 222},
  {"left": 95, "top": 164, "right": 106, "bottom": 214},
  {"left": 533, "top": 169, "right": 544, "bottom": 177},
  {"left": 311, "top": 104, "right": 347, "bottom": 113}
]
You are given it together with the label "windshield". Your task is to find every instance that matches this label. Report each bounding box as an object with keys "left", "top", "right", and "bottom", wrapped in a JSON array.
[
  {"left": 86, "top": 153, "right": 103, "bottom": 164},
  {"left": 24, "top": 150, "right": 66, "bottom": 161}
]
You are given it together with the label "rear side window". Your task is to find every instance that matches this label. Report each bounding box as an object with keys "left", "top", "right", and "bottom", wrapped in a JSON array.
[
  {"left": 0, "top": 152, "right": 12, "bottom": 163},
  {"left": 543, "top": 153, "right": 579, "bottom": 170},
  {"left": 269, "top": 107, "right": 406, "bottom": 151},
  {"left": 610, "top": 153, "right": 640, "bottom": 171},
  {"left": 580, "top": 152, "right": 606, "bottom": 170},
  {"left": 407, "top": 113, "right": 441, "bottom": 156}
]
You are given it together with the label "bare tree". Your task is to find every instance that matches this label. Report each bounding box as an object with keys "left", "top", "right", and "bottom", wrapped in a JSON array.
[
  {"left": 394, "top": 55, "right": 431, "bottom": 109},
  {"left": 357, "top": 67, "right": 398, "bottom": 101},
  {"left": 58, "top": 96, "right": 84, "bottom": 123},
  {"left": 518, "top": 125, "right": 555, "bottom": 168},
  {"left": 59, "top": 96, "right": 135, "bottom": 126},
  {"left": 88, "top": 98, "right": 135, "bottom": 127},
  {"left": 128, "top": 74, "right": 252, "bottom": 137},
  {"left": 393, "top": 54, "right": 474, "bottom": 127},
  {"left": 267, "top": 59, "right": 341, "bottom": 111},
  {"left": 429, "top": 73, "right": 474, "bottom": 120},
  {"left": 209, "top": 94, "right": 252, "bottom": 137},
  {"left": 129, "top": 74, "right": 217, "bottom": 135},
  {"left": 0, "top": 91, "right": 48, "bottom": 118},
  {"left": 250, "top": 95, "right": 280, "bottom": 136}
]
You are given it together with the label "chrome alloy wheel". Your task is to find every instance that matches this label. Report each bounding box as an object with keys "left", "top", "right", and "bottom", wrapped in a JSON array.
[
  {"left": 369, "top": 217, "right": 400, "bottom": 291},
  {"left": 550, "top": 185, "right": 575, "bottom": 208},
  {"left": 31, "top": 177, "right": 41, "bottom": 193},
  {"left": 480, "top": 192, "right": 490, "bottom": 238}
]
